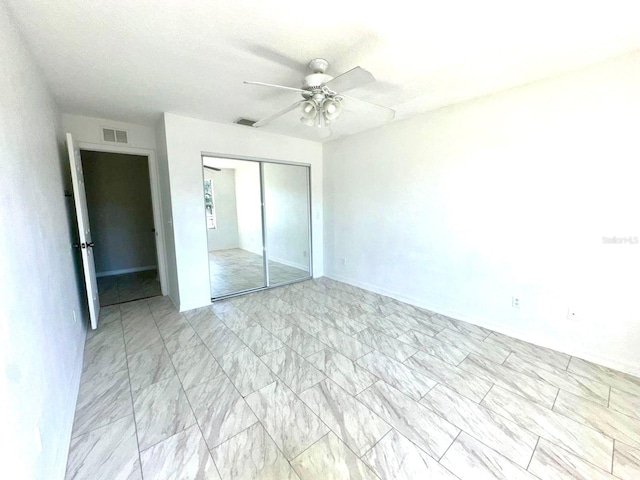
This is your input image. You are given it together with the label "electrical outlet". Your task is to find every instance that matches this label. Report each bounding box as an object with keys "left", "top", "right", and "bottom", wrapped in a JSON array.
[
  {"left": 567, "top": 308, "right": 578, "bottom": 321},
  {"left": 340, "top": 258, "right": 346, "bottom": 266},
  {"left": 303, "top": 250, "right": 308, "bottom": 257},
  {"left": 512, "top": 297, "right": 520, "bottom": 308}
]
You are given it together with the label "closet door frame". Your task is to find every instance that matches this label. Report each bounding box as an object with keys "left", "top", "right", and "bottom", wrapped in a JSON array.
[{"left": 201, "top": 153, "right": 313, "bottom": 301}]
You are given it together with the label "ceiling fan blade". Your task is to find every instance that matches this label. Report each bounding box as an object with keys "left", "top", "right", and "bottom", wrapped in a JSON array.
[
  {"left": 325, "top": 67, "right": 375, "bottom": 93},
  {"left": 341, "top": 95, "right": 396, "bottom": 123},
  {"left": 253, "top": 100, "right": 304, "bottom": 128},
  {"left": 244, "top": 81, "right": 309, "bottom": 95}
]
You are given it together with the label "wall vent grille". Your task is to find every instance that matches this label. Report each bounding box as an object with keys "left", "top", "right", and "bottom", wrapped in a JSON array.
[
  {"left": 234, "top": 118, "right": 256, "bottom": 127},
  {"left": 102, "top": 127, "right": 129, "bottom": 144}
]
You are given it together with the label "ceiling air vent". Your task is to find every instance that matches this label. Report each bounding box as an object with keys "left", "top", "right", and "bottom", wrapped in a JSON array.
[
  {"left": 234, "top": 118, "right": 256, "bottom": 127},
  {"left": 102, "top": 127, "right": 129, "bottom": 144}
]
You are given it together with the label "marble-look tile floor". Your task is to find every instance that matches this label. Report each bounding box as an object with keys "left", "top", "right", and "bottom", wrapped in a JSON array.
[
  {"left": 66, "top": 277, "right": 640, "bottom": 479},
  {"left": 209, "top": 248, "right": 309, "bottom": 298},
  {"left": 98, "top": 269, "right": 161, "bottom": 306}
]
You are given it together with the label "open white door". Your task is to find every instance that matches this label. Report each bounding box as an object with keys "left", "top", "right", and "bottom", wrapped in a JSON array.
[{"left": 67, "top": 133, "right": 101, "bottom": 329}]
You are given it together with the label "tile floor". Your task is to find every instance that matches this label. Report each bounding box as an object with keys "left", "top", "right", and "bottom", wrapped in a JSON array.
[
  {"left": 98, "top": 269, "right": 162, "bottom": 306},
  {"left": 66, "top": 277, "right": 640, "bottom": 479},
  {"left": 209, "top": 248, "right": 309, "bottom": 298}
]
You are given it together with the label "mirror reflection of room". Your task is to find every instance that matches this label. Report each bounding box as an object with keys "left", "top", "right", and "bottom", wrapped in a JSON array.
[
  {"left": 263, "top": 162, "right": 311, "bottom": 286},
  {"left": 202, "top": 156, "right": 311, "bottom": 299},
  {"left": 203, "top": 157, "right": 265, "bottom": 297}
]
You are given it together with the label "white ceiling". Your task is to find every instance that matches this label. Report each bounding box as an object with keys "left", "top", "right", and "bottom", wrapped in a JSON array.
[{"left": 7, "top": 0, "right": 640, "bottom": 142}]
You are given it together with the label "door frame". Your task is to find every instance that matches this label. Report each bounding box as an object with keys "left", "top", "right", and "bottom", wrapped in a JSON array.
[{"left": 78, "top": 142, "right": 168, "bottom": 296}]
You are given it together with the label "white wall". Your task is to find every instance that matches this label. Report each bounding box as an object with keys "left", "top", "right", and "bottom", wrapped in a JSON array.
[
  {"left": 204, "top": 168, "right": 239, "bottom": 251},
  {"left": 264, "top": 163, "right": 310, "bottom": 270},
  {"left": 161, "top": 113, "right": 323, "bottom": 311},
  {"left": 62, "top": 113, "right": 157, "bottom": 151},
  {"left": 155, "top": 119, "right": 180, "bottom": 307},
  {"left": 0, "top": 5, "right": 86, "bottom": 478},
  {"left": 234, "top": 161, "right": 263, "bottom": 256},
  {"left": 324, "top": 51, "right": 640, "bottom": 377}
]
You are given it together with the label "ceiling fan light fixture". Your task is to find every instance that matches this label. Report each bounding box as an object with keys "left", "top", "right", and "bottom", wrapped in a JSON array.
[
  {"left": 300, "top": 100, "right": 317, "bottom": 118},
  {"left": 323, "top": 98, "right": 342, "bottom": 122},
  {"left": 300, "top": 100, "right": 319, "bottom": 127},
  {"left": 247, "top": 59, "right": 394, "bottom": 135}
]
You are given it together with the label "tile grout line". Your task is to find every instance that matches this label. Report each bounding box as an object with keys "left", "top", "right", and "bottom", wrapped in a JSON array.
[
  {"left": 437, "top": 430, "right": 462, "bottom": 462},
  {"left": 455, "top": 352, "right": 470, "bottom": 367},
  {"left": 93, "top": 280, "right": 640, "bottom": 479},
  {"left": 296, "top": 281, "right": 639, "bottom": 473},
  {"left": 479, "top": 383, "right": 495, "bottom": 405},
  {"left": 359, "top": 378, "right": 466, "bottom": 467},
  {"left": 480, "top": 385, "right": 625, "bottom": 475},
  {"left": 611, "top": 439, "right": 615, "bottom": 474},
  {"left": 289, "top": 425, "right": 384, "bottom": 480},
  {"left": 68, "top": 324, "right": 132, "bottom": 439},
  {"left": 358, "top": 428, "right": 394, "bottom": 460},
  {"left": 102, "top": 284, "right": 372, "bottom": 474},
  {"left": 295, "top": 375, "right": 393, "bottom": 455},
  {"left": 502, "top": 350, "right": 513, "bottom": 366},
  {"left": 419, "top": 381, "right": 439, "bottom": 402},
  {"left": 526, "top": 436, "right": 541, "bottom": 471},
  {"left": 259, "top": 345, "right": 327, "bottom": 396},
  {"left": 239, "top": 379, "right": 311, "bottom": 474},
  {"left": 119, "top": 303, "right": 145, "bottom": 479},
  {"left": 251, "top": 340, "right": 357, "bottom": 456},
  {"left": 147, "top": 299, "right": 224, "bottom": 479},
  {"left": 185, "top": 307, "right": 296, "bottom": 474},
  {"left": 417, "top": 386, "right": 529, "bottom": 465},
  {"left": 551, "top": 388, "right": 560, "bottom": 410}
]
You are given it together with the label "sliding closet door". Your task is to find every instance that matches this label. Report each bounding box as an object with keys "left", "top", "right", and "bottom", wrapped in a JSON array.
[
  {"left": 203, "top": 157, "right": 266, "bottom": 298},
  {"left": 263, "top": 162, "right": 312, "bottom": 285}
]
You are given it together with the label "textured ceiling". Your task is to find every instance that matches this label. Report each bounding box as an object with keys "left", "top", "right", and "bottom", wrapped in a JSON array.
[{"left": 6, "top": 0, "right": 640, "bottom": 142}]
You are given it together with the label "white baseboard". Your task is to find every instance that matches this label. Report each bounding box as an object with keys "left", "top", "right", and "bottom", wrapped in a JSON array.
[
  {"left": 324, "top": 271, "right": 640, "bottom": 378},
  {"left": 178, "top": 301, "right": 208, "bottom": 313},
  {"left": 269, "top": 256, "right": 309, "bottom": 271},
  {"left": 209, "top": 246, "right": 240, "bottom": 252},
  {"left": 96, "top": 265, "right": 157, "bottom": 277}
]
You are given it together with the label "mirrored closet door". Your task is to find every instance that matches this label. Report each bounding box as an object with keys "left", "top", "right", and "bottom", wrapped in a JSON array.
[
  {"left": 202, "top": 155, "right": 312, "bottom": 300},
  {"left": 263, "top": 162, "right": 311, "bottom": 285},
  {"left": 203, "top": 157, "right": 266, "bottom": 298}
]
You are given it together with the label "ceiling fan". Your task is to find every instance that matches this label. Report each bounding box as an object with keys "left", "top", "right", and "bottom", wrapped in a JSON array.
[{"left": 245, "top": 58, "right": 395, "bottom": 137}]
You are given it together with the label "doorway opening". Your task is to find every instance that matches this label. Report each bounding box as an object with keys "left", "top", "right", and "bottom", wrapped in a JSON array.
[{"left": 80, "top": 150, "right": 162, "bottom": 306}]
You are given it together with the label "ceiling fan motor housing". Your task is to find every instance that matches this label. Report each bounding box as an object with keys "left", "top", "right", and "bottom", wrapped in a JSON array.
[
  {"left": 303, "top": 73, "right": 333, "bottom": 89},
  {"left": 303, "top": 58, "right": 333, "bottom": 88}
]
